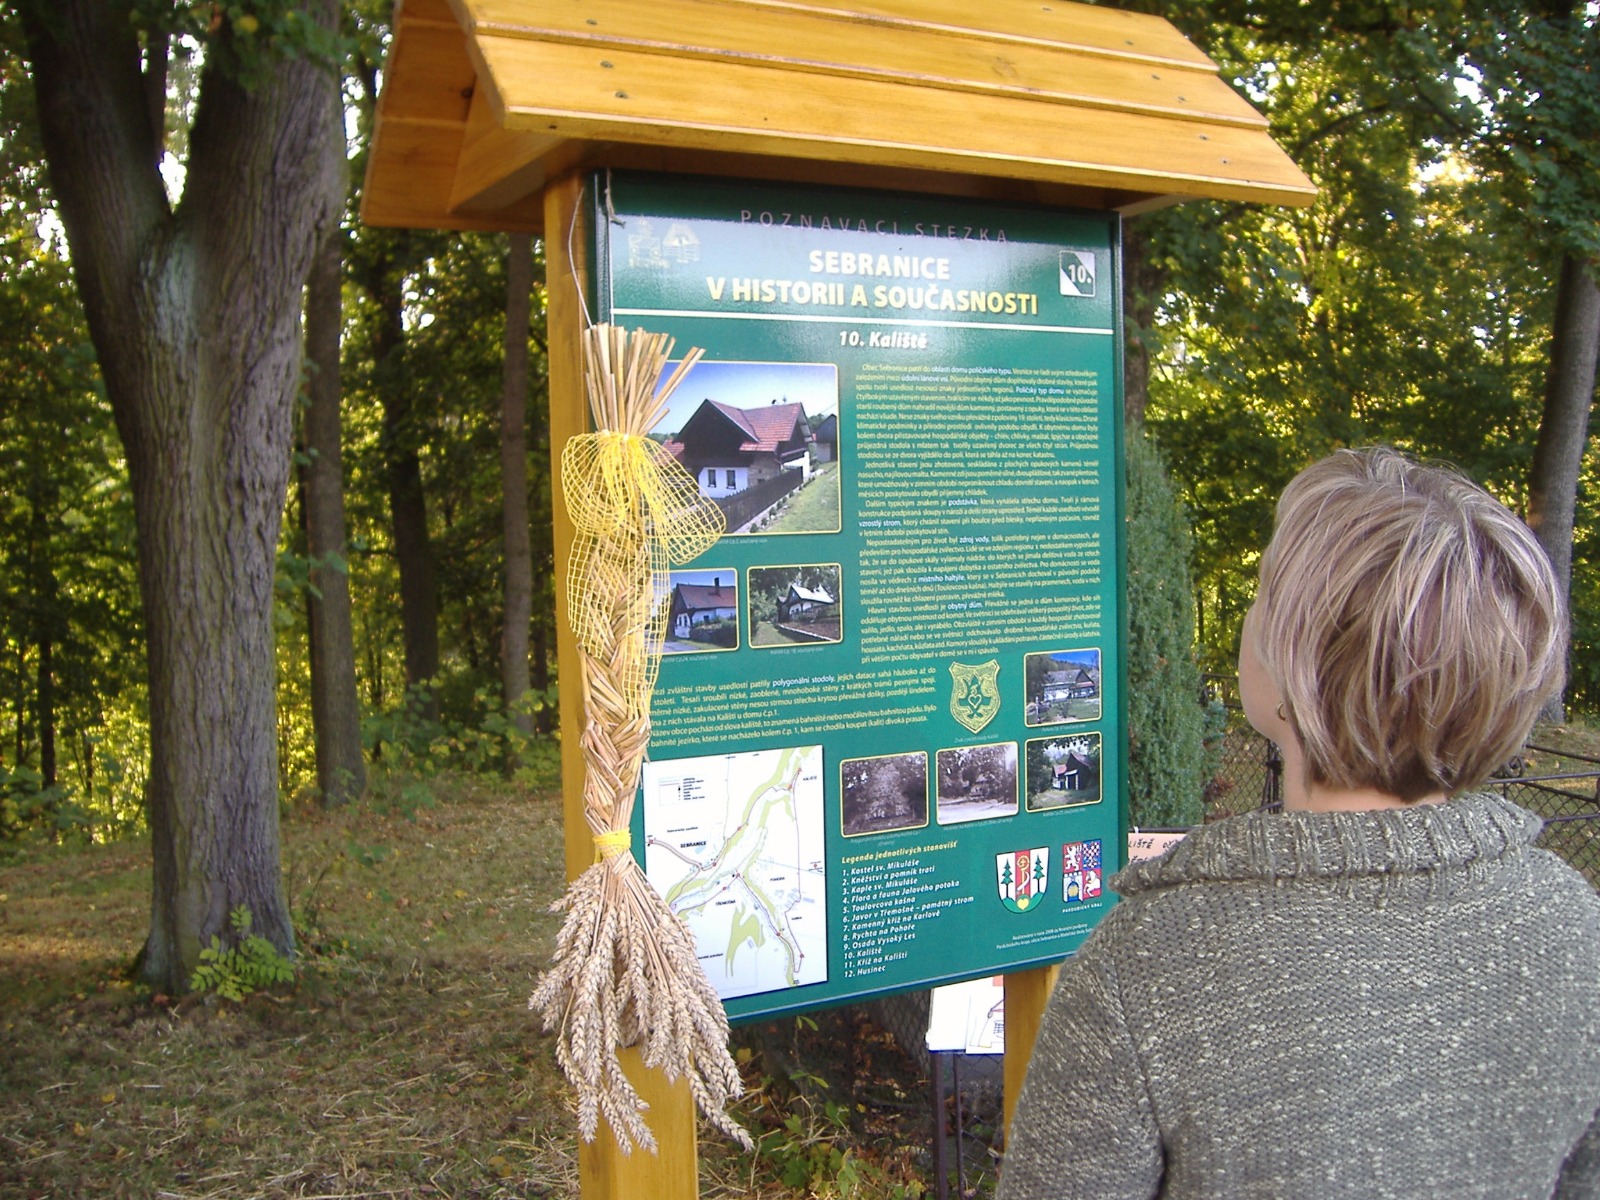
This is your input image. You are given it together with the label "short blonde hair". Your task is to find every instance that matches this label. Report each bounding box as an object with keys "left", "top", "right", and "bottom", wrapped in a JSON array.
[{"left": 1253, "top": 447, "right": 1566, "bottom": 801}]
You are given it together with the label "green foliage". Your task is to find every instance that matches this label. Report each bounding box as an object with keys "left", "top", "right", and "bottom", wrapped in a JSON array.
[
  {"left": 130, "top": 0, "right": 350, "bottom": 92},
  {"left": 0, "top": 765, "right": 85, "bottom": 847},
  {"left": 1452, "top": 6, "right": 1600, "bottom": 264},
  {"left": 352, "top": 683, "right": 560, "bottom": 816},
  {"left": 689, "top": 617, "right": 738, "bottom": 647},
  {"left": 1124, "top": 434, "right": 1206, "bottom": 827},
  {"left": 751, "top": 1094, "right": 925, "bottom": 1200},
  {"left": 188, "top": 906, "right": 296, "bottom": 1002},
  {"left": 0, "top": 25, "right": 146, "bottom": 843},
  {"left": 1138, "top": 3, "right": 1566, "bottom": 671}
]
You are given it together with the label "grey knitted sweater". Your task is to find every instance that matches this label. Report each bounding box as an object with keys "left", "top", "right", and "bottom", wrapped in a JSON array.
[{"left": 998, "top": 794, "right": 1600, "bottom": 1199}]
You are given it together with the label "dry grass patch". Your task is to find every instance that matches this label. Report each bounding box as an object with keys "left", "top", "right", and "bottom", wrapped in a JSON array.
[{"left": 2, "top": 781, "right": 577, "bottom": 1198}]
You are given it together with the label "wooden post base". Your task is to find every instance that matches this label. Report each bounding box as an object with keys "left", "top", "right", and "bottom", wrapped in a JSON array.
[
  {"left": 1002, "top": 964, "right": 1061, "bottom": 1142},
  {"left": 578, "top": 1046, "right": 699, "bottom": 1198}
]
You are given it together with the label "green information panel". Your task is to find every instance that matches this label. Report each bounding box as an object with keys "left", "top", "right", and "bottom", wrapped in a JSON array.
[{"left": 595, "top": 173, "right": 1126, "bottom": 1022}]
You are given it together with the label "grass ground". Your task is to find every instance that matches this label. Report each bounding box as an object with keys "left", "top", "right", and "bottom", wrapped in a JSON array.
[
  {"left": 758, "top": 464, "right": 840, "bottom": 535},
  {"left": 750, "top": 621, "right": 842, "bottom": 647},
  {"left": 1027, "top": 700, "right": 1101, "bottom": 726},
  {"left": 1024, "top": 787, "right": 1099, "bottom": 812},
  {"left": 0, "top": 776, "right": 948, "bottom": 1199}
]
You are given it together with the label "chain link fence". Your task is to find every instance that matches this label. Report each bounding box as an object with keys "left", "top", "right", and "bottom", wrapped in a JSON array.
[
  {"left": 1490, "top": 745, "right": 1600, "bottom": 885},
  {"left": 1201, "top": 673, "right": 1600, "bottom": 885},
  {"left": 1200, "top": 674, "right": 1280, "bottom": 820}
]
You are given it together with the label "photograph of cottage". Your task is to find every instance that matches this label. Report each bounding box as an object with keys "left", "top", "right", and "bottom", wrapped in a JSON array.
[
  {"left": 935, "top": 742, "right": 1019, "bottom": 826},
  {"left": 1022, "top": 647, "right": 1103, "bottom": 726},
  {"left": 840, "top": 751, "right": 929, "bottom": 838},
  {"left": 661, "top": 569, "right": 739, "bottom": 654},
  {"left": 1024, "top": 733, "right": 1103, "bottom": 811},
  {"left": 651, "top": 359, "right": 841, "bottom": 535},
  {"left": 747, "top": 564, "right": 843, "bottom": 647}
]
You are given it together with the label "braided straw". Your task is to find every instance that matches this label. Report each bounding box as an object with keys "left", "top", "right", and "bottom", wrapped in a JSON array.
[{"left": 530, "top": 323, "right": 750, "bottom": 1154}]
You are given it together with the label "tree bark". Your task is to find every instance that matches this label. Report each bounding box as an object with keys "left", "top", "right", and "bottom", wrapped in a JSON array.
[
  {"left": 22, "top": 0, "right": 342, "bottom": 989},
  {"left": 500, "top": 233, "right": 536, "bottom": 755},
  {"left": 303, "top": 219, "right": 366, "bottom": 808},
  {"left": 1527, "top": 254, "right": 1600, "bottom": 722}
]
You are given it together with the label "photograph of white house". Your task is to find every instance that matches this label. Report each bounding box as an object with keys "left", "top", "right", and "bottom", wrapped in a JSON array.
[
  {"left": 652, "top": 359, "right": 841, "bottom": 535},
  {"left": 666, "top": 400, "right": 814, "bottom": 500},
  {"left": 1023, "top": 648, "right": 1103, "bottom": 726},
  {"left": 747, "top": 564, "right": 843, "bottom": 647}
]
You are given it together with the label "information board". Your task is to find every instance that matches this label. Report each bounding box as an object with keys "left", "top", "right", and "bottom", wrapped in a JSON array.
[{"left": 594, "top": 173, "right": 1126, "bottom": 1022}]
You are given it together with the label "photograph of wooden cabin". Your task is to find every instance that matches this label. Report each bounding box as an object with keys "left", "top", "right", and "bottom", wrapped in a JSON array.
[
  {"left": 840, "top": 751, "right": 929, "bottom": 837},
  {"left": 653, "top": 359, "right": 841, "bottom": 534},
  {"left": 748, "top": 564, "right": 843, "bottom": 647},
  {"left": 935, "top": 741, "right": 1019, "bottom": 825},
  {"left": 1024, "top": 732, "right": 1103, "bottom": 811},
  {"left": 1022, "top": 647, "right": 1103, "bottom": 726},
  {"left": 661, "top": 568, "right": 739, "bottom": 654}
]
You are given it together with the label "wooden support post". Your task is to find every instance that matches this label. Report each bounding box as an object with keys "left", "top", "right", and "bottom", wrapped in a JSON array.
[
  {"left": 1002, "top": 964, "right": 1060, "bottom": 1144},
  {"left": 544, "top": 171, "right": 701, "bottom": 1199}
]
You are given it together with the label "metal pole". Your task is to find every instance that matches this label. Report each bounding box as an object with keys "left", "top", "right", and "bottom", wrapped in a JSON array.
[
  {"left": 953, "top": 1052, "right": 966, "bottom": 1195},
  {"left": 933, "top": 1052, "right": 950, "bottom": 1200}
]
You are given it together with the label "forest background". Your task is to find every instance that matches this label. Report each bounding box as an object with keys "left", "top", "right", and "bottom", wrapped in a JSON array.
[{"left": 2, "top": 0, "right": 1597, "bottom": 987}]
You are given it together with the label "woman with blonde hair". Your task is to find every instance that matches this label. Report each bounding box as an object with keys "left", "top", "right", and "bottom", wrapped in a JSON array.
[{"left": 1000, "top": 447, "right": 1600, "bottom": 1199}]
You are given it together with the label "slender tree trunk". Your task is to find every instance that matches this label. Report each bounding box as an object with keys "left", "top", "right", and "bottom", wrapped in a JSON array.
[
  {"left": 1528, "top": 255, "right": 1600, "bottom": 723},
  {"left": 1121, "top": 219, "right": 1159, "bottom": 427},
  {"left": 386, "top": 418, "right": 440, "bottom": 716},
  {"left": 35, "top": 634, "right": 54, "bottom": 788},
  {"left": 500, "top": 233, "right": 536, "bottom": 757},
  {"left": 303, "top": 224, "right": 366, "bottom": 807},
  {"left": 22, "top": 0, "right": 341, "bottom": 990},
  {"left": 370, "top": 265, "right": 440, "bottom": 718},
  {"left": 12, "top": 646, "right": 24, "bottom": 767},
  {"left": 26, "top": 482, "right": 59, "bottom": 789}
]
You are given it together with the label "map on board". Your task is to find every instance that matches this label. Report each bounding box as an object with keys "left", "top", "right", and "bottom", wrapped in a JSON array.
[{"left": 642, "top": 745, "right": 828, "bottom": 1000}]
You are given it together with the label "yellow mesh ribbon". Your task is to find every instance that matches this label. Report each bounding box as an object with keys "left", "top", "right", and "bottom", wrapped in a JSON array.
[
  {"left": 592, "top": 828, "right": 632, "bottom": 861},
  {"left": 562, "top": 430, "right": 724, "bottom": 704}
]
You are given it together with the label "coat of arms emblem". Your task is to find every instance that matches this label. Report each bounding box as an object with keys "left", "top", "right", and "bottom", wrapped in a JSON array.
[
  {"left": 996, "top": 847, "right": 1049, "bottom": 913},
  {"left": 949, "top": 659, "right": 1001, "bottom": 733}
]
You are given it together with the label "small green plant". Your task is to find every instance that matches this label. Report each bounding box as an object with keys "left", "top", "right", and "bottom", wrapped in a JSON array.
[
  {"left": 189, "top": 906, "right": 296, "bottom": 1001},
  {"left": 746, "top": 1091, "right": 926, "bottom": 1199}
]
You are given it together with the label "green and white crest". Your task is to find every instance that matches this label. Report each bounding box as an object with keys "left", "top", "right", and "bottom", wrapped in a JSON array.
[{"left": 949, "top": 659, "right": 1001, "bottom": 733}]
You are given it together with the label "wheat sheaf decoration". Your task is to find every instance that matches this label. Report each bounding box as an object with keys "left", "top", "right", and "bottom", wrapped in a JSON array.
[{"left": 528, "top": 322, "right": 750, "bottom": 1154}]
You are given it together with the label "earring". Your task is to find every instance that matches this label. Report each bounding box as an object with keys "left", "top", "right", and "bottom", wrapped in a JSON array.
[{"left": 1276, "top": 702, "right": 1287, "bottom": 722}]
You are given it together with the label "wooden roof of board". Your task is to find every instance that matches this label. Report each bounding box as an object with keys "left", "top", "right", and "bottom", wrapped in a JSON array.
[{"left": 362, "top": 0, "right": 1315, "bottom": 233}]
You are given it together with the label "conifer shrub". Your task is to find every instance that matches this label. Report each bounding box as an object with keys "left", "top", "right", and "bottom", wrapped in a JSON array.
[{"left": 1124, "top": 433, "right": 1208, "bottom": 827}]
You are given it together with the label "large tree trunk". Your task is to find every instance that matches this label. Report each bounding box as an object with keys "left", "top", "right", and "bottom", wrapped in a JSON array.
[
  {"left": 1528, "top": 255, "right": 1600, "bottom": 723},
  {"left": 22, "top": 0, "right": 341, "bottom": 990},
  {"left": 303, "top": 223, "right": 367, "bottom": 807},
  {"left": 500, "top": 233, "right": 536, "bottom": 756}
]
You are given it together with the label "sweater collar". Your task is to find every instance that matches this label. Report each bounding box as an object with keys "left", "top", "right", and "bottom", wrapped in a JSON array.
[{"left": 1114, "top": 792, "right": 1543, "bottom": 895}]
